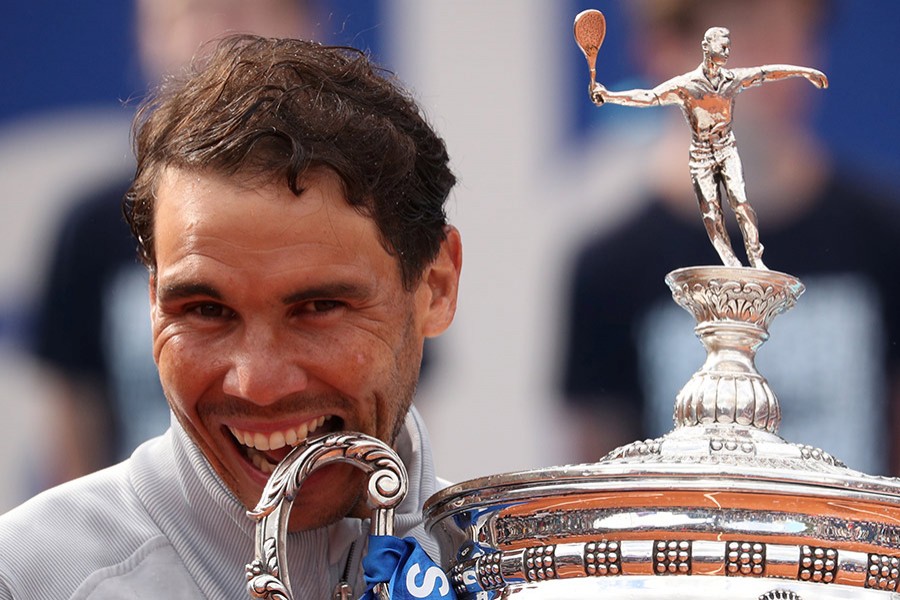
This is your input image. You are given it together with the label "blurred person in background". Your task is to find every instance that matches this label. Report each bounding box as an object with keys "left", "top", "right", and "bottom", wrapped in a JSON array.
[
  {"left": 560, "top": 0, "right": 900, "bottom": 474},
  {"left": 30, "top": 0, "right": 317, "bottom": 481}
]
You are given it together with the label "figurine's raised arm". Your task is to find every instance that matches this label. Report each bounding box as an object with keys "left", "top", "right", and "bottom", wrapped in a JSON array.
[
  {"left": 590, "top": 77, "right": 684, "bottom": 108},
  {"left": 734, "top": 65, "right": 829, "bottom": 90},
  {"left": 591, "top": 82, "right": 654, "bottom": 107}
]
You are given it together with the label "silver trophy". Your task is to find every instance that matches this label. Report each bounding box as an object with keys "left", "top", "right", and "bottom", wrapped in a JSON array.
[
  {"left": 246, "top": 9, "right": 900, "bottom": 600},
  {"left": 422, "top": 9, "right": 900, "bottom": 600}
]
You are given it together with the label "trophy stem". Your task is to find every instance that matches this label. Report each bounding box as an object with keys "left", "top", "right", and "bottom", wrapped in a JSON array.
[{"left": 666, "top": 266, "right": 804, "bottom": 433}]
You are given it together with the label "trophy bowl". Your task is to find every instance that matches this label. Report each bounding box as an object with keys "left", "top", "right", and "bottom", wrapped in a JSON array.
[{"left": 423, "top": 432, "right": 900, "bottom": 599}]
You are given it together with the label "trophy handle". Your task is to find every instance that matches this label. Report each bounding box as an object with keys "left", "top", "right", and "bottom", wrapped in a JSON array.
[
  {"left": 574, "top": 9, "right": 606, "bottom": 86},
  {"left": 245, "top": 432, "right": 409, "bottom": 600}
]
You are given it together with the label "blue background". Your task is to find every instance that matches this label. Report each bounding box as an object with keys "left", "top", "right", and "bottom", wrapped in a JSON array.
[
  {"left": 566, "top": 1, "right": 900, "bottom": 184},
  {"left": 2, "top": 1, "right": 899, "bottom": 183}
]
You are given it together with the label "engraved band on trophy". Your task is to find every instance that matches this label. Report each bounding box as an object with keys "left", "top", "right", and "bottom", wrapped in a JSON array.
[{"left": 245, "top": 432, "right": 408, "bottom": 600}]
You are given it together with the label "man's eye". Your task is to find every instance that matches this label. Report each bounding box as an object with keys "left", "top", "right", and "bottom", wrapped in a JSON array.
[
  {"left": 188, "top": 303, "right": 232, "bottom": 319},
  {"left": 297, "top": 300, "right": 344, "bottom": 314}
]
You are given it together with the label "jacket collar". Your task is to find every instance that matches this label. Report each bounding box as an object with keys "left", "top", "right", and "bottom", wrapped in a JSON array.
[{"left": 132, "top": 406, "right": 441, "bottom": 597}]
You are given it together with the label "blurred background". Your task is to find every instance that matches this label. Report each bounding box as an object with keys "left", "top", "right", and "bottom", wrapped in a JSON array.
[{"left": 1, "top": 0, "right": 899, "bottom": 512}]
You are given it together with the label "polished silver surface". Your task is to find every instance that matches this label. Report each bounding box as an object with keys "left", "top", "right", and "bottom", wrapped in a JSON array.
[
  {"left": 421, "top": 11, "right": 900, "bottom": 598},
  {"left": 245, "top": 432, "right": 407, "bottom": 600},
  {"left": 425, "top": 261, "right": 900, "bottom": 597},
  {"left": 426, "top": 447, "right": 900, "bottom": 597},
  {"left": 492, "top": 577, "right": 893, "bottom": 599},
  {"left": 665, "top": 266, "right": 803, "bottom": 432},
  {"left": 586, "top": 22, "right": 827, "bottom": 270}
]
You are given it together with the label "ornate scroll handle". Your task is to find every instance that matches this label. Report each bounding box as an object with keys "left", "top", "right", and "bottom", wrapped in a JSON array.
[{"left": 245, "top": 432, "right": 409, "bottom": 600}]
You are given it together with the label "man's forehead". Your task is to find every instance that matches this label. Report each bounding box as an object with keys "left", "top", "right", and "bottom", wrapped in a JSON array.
[
  {"left": 152, "top": 166, "right": 399, "bottom": 273},
  {"left": 154, "top": 165, "right": 355, "bottom": 216},
  {"left": 157, "top": 165, "right": 288, "bottom": 195}
]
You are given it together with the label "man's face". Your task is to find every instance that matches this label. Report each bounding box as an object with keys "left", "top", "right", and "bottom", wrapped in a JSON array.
[
  {"left": 705, "top": 32, "right": 731, "bottom": 66},
  {"left": 150, "top": 167, "right": 459, "bottom": 530}
]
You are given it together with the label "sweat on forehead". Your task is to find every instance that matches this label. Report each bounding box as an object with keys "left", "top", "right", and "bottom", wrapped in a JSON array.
[{"left": 123, "top": 34, "right": 456, "bottom": 289}]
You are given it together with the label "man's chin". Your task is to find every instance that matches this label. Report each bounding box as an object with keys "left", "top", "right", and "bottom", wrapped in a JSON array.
[
  {"left": 285, "top": 496, "right": 365, "bottom": 532},
  {"left": 276, "top": 464, "right": 367, "bottom": 532}
]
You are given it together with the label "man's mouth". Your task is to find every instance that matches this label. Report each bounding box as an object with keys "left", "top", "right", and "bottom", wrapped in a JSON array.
[{"left": 227, "top": 415, "right": 342, "bottom": 475}]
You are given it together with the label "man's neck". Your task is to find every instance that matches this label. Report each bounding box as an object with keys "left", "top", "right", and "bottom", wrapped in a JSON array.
[{"left": 703, "top": 58, "right": 721, "bottom": 83}]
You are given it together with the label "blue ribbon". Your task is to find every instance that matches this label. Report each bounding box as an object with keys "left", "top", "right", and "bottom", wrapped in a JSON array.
[{"left": 360, "top": 535, "right": 456, "bottom": 600}]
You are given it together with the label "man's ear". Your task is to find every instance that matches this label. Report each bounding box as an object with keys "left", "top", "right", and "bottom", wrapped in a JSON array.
[{"left": 420, "top": 225, "right": 463, "bottom": 338}]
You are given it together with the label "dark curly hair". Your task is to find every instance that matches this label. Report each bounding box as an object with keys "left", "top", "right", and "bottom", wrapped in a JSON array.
[{"left": 124, "top": 35, "right": 456, "bottom": 288}]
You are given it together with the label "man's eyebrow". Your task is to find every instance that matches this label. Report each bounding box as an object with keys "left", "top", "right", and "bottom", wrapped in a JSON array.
[
  {"left": 282, "top": 282, "right": 370, "bottom": 305},
  {"left": 157, "top": 282, "right": 223, "bottom": 302}
]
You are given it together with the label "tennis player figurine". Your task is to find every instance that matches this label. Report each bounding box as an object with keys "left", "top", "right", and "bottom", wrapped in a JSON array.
[{"left": 576, "top": 14, "right": 827, "bottom": 270}]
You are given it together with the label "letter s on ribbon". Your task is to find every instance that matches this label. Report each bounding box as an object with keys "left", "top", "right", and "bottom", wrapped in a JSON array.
[
  {"left": 362, "top": 535, "right": 457, "bottom": 600},
  {"left": 405, "top": 563, "right": 451, "bottom": 598}
]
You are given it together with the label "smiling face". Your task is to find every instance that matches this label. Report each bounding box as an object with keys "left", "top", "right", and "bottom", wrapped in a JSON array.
[{"left": 149, "top": 166, "right": 460, "bottom": 530}]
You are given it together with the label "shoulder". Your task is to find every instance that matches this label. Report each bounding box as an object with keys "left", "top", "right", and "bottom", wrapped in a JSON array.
[
  {"left": 676, "top": 65, "right": 707, "bottom": 86},
  {"left": 726, "top": 66, "right": 756, "bottom": 80},
  {"left": 655, "top": 71, "right": 696, "bottom": 94},
  {"left": 0, "top": 461, "right": 170, "bottom": 599}
]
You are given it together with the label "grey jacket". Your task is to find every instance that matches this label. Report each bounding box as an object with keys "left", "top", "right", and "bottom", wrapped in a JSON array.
[{"left": 0, "top": 407, "right": 443, "bottom": 599}]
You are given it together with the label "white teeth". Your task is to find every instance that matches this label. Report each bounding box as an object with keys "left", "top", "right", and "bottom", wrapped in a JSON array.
[
  {"left": 270, "top": 430, "right": 285, "bottom": 450},
  {"left": 284, "top": 428, "right": 298, "bottom": 446},
  {"left": 248, "top": 448, "right": 276, "bottom": 474},
  {"left": 228, "top": 415, "right": 335, "bottom": 455},
  {"left": 253, "top": 432, "right": 270, "bottom": 451}
]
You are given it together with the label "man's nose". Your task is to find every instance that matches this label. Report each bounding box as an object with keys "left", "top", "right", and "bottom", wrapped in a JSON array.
[{"left": 222, "top": 327, "right": 309, "bottom": 406}]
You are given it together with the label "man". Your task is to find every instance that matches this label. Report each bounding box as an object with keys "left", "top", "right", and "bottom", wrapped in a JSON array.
[
  {"left": 0, "top": 35, "right": 462, "bottom": 599},
  {"left": 591, "top": 26, "right": 827, "bottom": 269}
]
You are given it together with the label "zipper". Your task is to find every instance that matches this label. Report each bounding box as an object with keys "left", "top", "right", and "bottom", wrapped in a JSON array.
[{"left": 332, "top": 540, "right": 357, "bottom": 600}]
